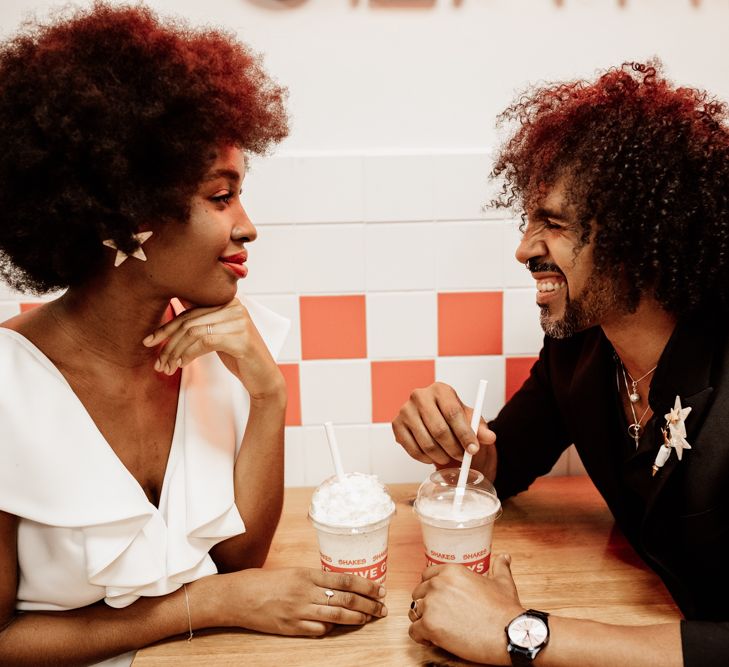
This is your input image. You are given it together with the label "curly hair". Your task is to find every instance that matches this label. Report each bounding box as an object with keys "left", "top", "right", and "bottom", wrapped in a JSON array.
[
  {"left": 0, "top": 1, "right": 288, "bottom": 294},
  {"left": 491, "top": 60, "right": 729, "bottom": 317}
]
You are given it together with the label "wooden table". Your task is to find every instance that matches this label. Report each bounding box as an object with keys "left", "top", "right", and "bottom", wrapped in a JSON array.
[{"left": 134, "top": 477, "right": 680, "bottom": 666}]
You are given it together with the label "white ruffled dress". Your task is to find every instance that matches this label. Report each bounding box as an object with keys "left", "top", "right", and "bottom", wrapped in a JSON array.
[{"left": 0, "top": 298, "right": 289, "bottom": 666}]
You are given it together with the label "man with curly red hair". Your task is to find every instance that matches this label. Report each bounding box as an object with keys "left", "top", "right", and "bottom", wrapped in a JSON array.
[
  {"left": 0, "top": 4, "right": 386, "bottom": 665},
  {"left": 395, "top": 61, "right": 729, "bottom": 666}
]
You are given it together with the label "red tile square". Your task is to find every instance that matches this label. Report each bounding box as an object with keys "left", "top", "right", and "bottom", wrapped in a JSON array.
[
  {"left": 300, "top": 295, "right": 367, "bottom": 360},
  {"left": 20, "top": 303, "right": 42, "bottom": 313},
  {"left": 438, "top": 292, "right": 503, "bottom": 356},
  {"left": 371, "top": 360, "right": 435, "bottom": 424},
  {"left": 278, "top": 363, "right": 301, "bottom": 426},
  {"left": 505, "top": 357, "right": 538, "bottom": 402}
]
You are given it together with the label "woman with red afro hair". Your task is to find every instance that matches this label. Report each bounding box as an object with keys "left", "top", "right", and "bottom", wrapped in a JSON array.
[{"left": 0, "top": 3, "right": 385, "bottom": 665}]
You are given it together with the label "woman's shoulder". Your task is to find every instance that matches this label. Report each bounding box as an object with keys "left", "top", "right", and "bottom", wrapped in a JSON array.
[
  {"left": 0, "top": 312, "right": 55, "bottom": 370},
  {"left": 0, "top": 302, "right": 56, "bottom": 354}
]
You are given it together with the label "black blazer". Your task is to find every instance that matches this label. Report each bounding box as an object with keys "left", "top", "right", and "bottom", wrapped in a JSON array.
[{"left": 492, "top": 315, "right": 729, "bottom": 667}]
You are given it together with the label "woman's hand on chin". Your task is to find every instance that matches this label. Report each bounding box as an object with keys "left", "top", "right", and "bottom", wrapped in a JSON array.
[
  {"left": 216, "top": 568, "right": 388, "bottom": 637},
  {"left": 142, "top": 298, "right": 285, "bottom": 402}
]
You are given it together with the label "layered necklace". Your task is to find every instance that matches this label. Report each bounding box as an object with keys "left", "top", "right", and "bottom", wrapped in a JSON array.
[{"left": 618, "top": 361, "right": 657, "bottom": 448}]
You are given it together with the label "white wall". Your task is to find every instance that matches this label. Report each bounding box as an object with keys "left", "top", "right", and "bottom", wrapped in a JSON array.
[
  {"left": 4, "top": 0, "right": 728, "bottom": 153},
  {"left": 1, "top": 0, "right": 725, "bottom": 485}
]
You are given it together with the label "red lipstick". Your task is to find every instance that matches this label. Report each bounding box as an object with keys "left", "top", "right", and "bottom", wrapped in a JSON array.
[{"left": 219, "top": 251, "right": 248, "bottom": 278}]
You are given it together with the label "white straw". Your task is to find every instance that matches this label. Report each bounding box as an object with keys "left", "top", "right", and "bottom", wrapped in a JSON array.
[
  {"left": 324, "top": 421, "right": 346, "bottom": 482},
  {"left": 453, "top": 379, "right": 488, "bottom": 510}
]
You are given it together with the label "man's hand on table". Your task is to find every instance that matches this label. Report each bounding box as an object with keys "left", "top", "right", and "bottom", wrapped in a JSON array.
[{"left": 408, "top": 555, "right": 524, "bottom": 666}]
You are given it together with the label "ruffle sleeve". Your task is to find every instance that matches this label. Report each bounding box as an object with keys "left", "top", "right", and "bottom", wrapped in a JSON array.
[{"left": 2, "top": 297, "right": 290, "bottom": 611}]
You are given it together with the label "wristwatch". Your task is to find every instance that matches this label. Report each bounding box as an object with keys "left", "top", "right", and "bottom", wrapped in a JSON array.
[{"left": 505, "top": 609, "right": 550, "bottom": 666}]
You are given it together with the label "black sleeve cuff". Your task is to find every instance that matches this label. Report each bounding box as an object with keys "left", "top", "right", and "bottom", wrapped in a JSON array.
[{"left": 680, "top": 619, "right": 729, "bottom": 667}]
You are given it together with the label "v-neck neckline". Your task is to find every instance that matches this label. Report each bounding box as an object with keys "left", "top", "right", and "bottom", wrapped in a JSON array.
[{"left": 0, "top": 327, "right": 184, "bottom": 511}]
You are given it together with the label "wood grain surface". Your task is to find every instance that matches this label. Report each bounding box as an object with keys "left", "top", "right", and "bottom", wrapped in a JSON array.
[{"left": 133, "top": 477, "right": 679, "bottom": 666}]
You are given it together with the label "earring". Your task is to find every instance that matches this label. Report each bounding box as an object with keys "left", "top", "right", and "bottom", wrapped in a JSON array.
[{"left": 103, "top": 231, "right": 153, "bottom": 267}]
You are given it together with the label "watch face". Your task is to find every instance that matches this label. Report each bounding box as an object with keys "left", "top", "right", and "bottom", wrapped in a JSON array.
[{"left": 508, "top": 616, "right": 548, "bottom": 649}]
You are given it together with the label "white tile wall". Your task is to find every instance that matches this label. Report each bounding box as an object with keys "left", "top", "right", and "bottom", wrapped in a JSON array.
[
  {"left": 299, "top": 360, "right": 371, "bottom": 425},
  {"left": 363, "top": 155, "right": 436, "bottom": 222},
  {"left": 436, "top": 220, "right": 505, "bottom": 290},
  {"left": 246, "top": 154, "right": 366, "bottom": 225},
  {"left": 0, "top": 302, "right": 20, "bottom": 321},
  {"left": 287, "top": 156, "right": 365, "bottom": 224},
  {"left": 283, "top": 426, "right": 306, "bottom": 487},
  {"left": 365, "top": 222, "right": 436, "bottom": 292},
  {"left": 302, "top": 424, "right": 372, "bottom": 487},
  {"left": 435, "top": 356, "right": 506, "bottom": 422},
  {"left": 292, "top": 224, "right": 366, "bottom": 293},
  {"left": 299, "top": 425, "right": 338, "bottom": 487},
  {"left": 366, "top": 292, "right": 437, "bottom": 359},
  {"left": 0, "top": 281, "right": 25, "bottom": 300},
  {"left": 285, "top": 429, "right": 587, "bottom": 487},
  {"left": 243, "top": 155, "right": 294, "bottom": 225},
  {"left": 433, "top": 152, "right": 496, "bottom": 221},
  {"left": 241, "top": 224, "right": 298, "bottom": 294},
  {"left": 503, "top": 289, "right": 544, "bottom": 355},
  {"left": 369, "top": 423, "right": 434, "bottom": 484}
]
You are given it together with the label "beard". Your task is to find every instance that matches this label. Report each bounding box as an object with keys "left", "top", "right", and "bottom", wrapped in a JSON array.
[{"left": 538, "top": 271, "right": 625, "bottom": 339}]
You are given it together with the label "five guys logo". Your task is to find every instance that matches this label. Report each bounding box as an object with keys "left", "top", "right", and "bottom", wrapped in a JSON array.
[
  {"left": 425, "top": 552, "right": 491, "bottom": 575},
  {"left": 321, "top": 556, "right": 388, "bottom": 581}
]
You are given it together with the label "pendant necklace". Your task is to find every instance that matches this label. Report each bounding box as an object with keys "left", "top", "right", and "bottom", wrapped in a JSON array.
[
  {"left": 618, "top": 361, "right": 655, "bottom": 448},
  {"left": 624, "top": 363, "right": 657, "bottom": 404}
]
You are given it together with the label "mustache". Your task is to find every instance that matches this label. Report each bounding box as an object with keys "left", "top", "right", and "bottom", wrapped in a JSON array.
[{"left": 526, "top": 258, "right": 563, "bottom": 275}]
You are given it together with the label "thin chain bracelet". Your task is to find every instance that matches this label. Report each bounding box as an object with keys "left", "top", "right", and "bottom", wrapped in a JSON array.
[{"left": 183, "top": 584, "right": 193, "bottom": 641}]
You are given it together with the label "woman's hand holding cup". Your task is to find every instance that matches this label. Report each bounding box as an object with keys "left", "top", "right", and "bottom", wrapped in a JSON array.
[{"left": 215, "top": 567, "right": 387, "bottom": 637}]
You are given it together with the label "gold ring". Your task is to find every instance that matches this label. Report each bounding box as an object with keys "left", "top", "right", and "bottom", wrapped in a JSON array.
[
  {"left": 324, "top": 589, "right": 335, "bottom": 606},
  {"left": 410, "top": 599, "right": 421, "bottom": 619}
]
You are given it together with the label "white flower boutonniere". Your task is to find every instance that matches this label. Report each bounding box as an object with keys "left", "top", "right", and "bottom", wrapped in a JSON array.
[{"left": 652, "top": 396, "right": 692, "bottom": 476}]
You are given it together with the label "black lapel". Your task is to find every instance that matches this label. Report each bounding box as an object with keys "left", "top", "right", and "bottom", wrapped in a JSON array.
[
  {"left": 566, "top": 330, "right": 624, "bottom": 504},
  {"left": 643, "top": 315, "right": 718, "bottom": 519}
]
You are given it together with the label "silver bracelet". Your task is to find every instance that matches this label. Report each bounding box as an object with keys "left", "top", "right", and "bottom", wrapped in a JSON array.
[{"left": 183, "top": 584, "right": 193, "bottom": 641}]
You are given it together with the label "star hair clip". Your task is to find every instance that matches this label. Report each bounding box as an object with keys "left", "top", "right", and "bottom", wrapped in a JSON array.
[
  {"left": 652, "top": 395, "right": 692, "bottom": 476},
  {"left": 102, "top": 231, "right": 153, "bottom": 267}
]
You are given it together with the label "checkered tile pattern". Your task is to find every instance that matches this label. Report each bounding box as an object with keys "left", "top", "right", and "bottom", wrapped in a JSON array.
[{"left": 0, "top": 152, "right": 587, "bottom": 485}]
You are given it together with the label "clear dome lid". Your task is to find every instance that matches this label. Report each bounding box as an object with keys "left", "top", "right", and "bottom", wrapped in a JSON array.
[{"left": 414, "top": 468, "right": 501, "bottom": 528}]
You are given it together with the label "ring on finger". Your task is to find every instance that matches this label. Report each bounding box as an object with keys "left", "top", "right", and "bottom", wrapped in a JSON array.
[
  {"left": 207, "top": 324, "right": 213, "bottom": 336},
  {"left": 324, "top": 589, "right": 335, "bottom": 606},
  {"left": 410, "top": 599, "right": 422, "bottom": 619}
]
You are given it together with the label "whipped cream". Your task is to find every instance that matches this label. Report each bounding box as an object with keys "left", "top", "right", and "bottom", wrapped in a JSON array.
[{"left": 310, "top": 472, "right": 395, "bottom": 527}]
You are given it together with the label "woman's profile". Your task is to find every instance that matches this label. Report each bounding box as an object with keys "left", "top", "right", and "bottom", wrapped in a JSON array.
[{"left": 0, "top": 3, "right": 386, "bottom": 665}]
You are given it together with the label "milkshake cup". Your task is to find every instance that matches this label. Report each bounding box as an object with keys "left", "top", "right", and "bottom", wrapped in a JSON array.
[
  {"left": 309, "top": 472, "right": 396, "bottom": 585},
  {"left": 414, "top": 468, "right": 501, "bottom": 575}
]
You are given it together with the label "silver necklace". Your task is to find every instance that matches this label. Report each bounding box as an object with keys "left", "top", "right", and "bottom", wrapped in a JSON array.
[
  {"left": 619, "top": 362, "right": 653, "bottom": 448},
  {"left": 624, "top": 364, "right": 657, "bottom": 404}
]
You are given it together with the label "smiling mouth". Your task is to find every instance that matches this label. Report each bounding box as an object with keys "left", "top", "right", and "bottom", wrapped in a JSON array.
[{"left": 536, "top": 280, "right": 566, "bottom": 293}]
